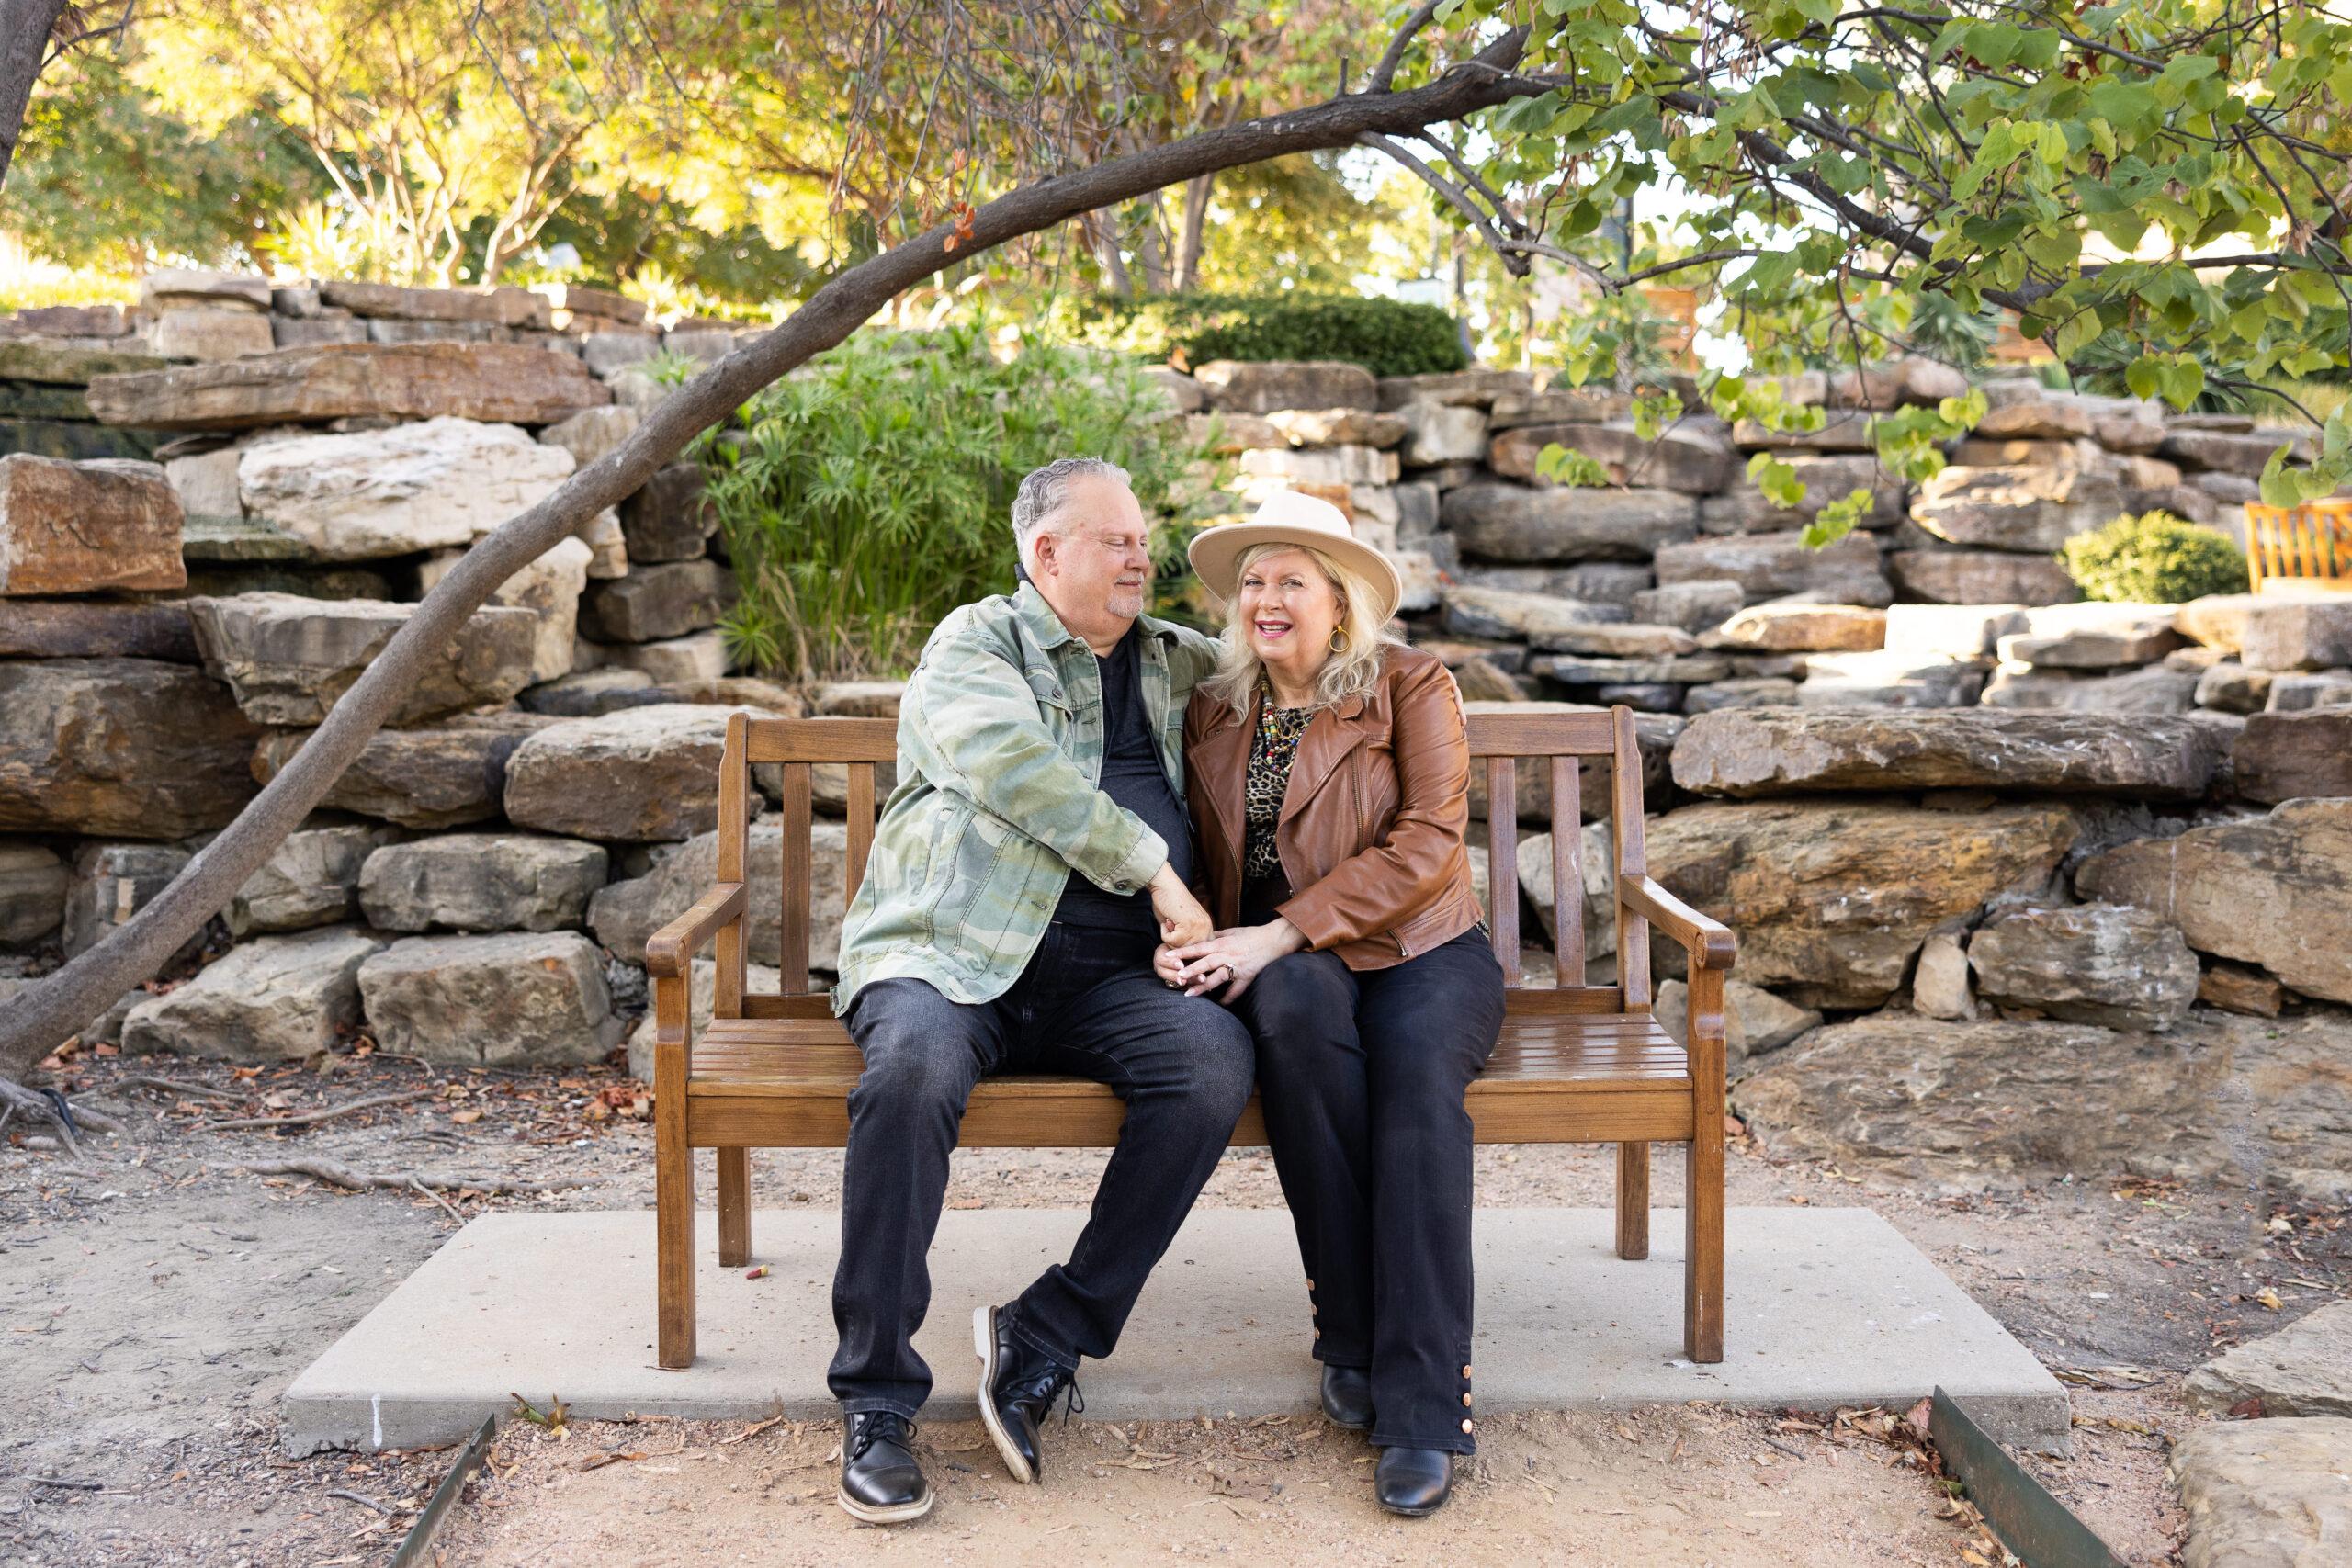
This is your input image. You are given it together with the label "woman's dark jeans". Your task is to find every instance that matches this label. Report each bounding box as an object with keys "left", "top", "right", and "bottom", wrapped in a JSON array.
[{"left": 1233, "top": 927, "right": 1506, "bottom": 1454}]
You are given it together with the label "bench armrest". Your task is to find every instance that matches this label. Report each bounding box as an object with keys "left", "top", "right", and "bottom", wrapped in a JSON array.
[
  {"left": 644, "top": 882, "right": 749, "bottom": 978},
  {"left": 1616, "top": 874, "right": 1736, "bottom": 972}
]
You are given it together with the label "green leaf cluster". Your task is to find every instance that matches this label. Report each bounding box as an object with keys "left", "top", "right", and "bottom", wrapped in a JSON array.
[
  {"left": 2059, "top": 512, "right": 2248, "bottom": 604},
  {"left": 696, "top": 325, "right": 1213, "bottom": 681}
]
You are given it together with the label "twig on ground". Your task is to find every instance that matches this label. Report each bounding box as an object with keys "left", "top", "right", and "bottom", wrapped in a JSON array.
[
  {"left": 326, "top": 1488, "right": 395, "bottom": 1514},
  {"left": 29, "top": 1477, "right": 102, "bottom": 1491},
  {"left": 234, "top": 1156, "right": 566, "bottom": 1195},
  {"left": 115, "top": 1075, "right": 248, "bottom": 1104},
  {"left": 410, "top": 1177, "right": 466, "bottom": 1224},
  {"left": 202, "top": 1089, "right": 430, "bottom": 1134}
]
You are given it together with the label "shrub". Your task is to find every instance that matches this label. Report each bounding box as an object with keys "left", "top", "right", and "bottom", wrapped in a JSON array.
[
  {"left": 695, "top": 325, "right": 1212, "bottom": 682},
  {"left": 1053, "top": 291, "right": 1467, "bottom": 378},
  {"left": 2059, "top": 512, "right": 2249, "bottom": 604}
]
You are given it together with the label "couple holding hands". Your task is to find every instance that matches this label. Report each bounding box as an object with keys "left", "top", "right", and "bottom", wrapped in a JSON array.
[{"left": 826, "top": 458, "right": 1504, "bottom": 1523}]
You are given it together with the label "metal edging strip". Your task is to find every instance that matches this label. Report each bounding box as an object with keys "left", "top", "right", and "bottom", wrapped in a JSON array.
[
  {"left": 1931, "top": 1388, "right": 2126, "bottom": 1568},
  {"left": 390, "top": 1413, "right": 498, "bottom": 1568}
]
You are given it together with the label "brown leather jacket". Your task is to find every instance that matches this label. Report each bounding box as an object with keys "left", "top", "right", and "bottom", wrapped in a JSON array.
[{"left": 1183, "top": 643, "right": 1483, "bottom": 970}]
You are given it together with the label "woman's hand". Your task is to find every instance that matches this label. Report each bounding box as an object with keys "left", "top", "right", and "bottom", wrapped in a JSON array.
[{"left": 1159, "top": 919, "right": 1306, "bottom": 1002}]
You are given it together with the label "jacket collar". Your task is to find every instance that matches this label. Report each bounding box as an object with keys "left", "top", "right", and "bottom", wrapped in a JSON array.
[
  {"left": 1283, "top": 688, "right": 1374, "bottom": 813},
  {"left": 1193, "top": 680, "right": 1378, "bottom": 852},
  {"left": 1013, "top": 580, "right": 1183, "bottom": 656}
]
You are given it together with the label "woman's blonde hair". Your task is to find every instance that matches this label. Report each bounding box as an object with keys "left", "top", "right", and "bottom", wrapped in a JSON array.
[{"left": 1199, "top": 540, "right": 1403, "bottom": 719}]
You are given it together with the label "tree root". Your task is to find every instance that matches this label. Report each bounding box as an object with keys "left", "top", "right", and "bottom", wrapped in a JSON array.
[
  {"left": 0, "top": 1077, "right": 83, "bottom": 1157},
  {"left": 202, "top": 1089, "right": 429, "bottom": 1134},
  {"left": 117, "top": 1074, "right": 249, "bottom": 1105},
  {"left": 235, "top": 1156, "right": 571, "bottom": 1196}
]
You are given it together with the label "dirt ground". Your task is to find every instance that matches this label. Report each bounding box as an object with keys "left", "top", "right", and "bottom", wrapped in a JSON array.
[{"left": 3, "top": 1045, "right": 2345, "bottom": 1567}]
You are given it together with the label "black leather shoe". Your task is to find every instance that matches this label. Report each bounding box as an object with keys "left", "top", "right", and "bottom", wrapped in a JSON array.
[
  {"left": 973, "top": 1303, "right": 1080, "bottom": 1484},
  {"left": 837, "top": 1410, "right": 932, "bottom": 1523},
  {"left": 1320, "top": 1364, "right": 1373, "bottom": 1430},
  {"left": 1374, "top": 1445, "right": 1454, "bottom": 1517}
]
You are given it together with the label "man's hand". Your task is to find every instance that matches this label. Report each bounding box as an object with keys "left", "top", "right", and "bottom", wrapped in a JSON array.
[
  {"left": 1148, "top": 863, "right": 1213, "bottom": 949},
  {"left": 1160, "top": 919, "right": 1307, "bottom": 1002}
]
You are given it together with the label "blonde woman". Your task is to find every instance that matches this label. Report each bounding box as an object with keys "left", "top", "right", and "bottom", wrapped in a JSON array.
[{"left": 1156, "top": 491, "right": 1503, "bottom": 1517}]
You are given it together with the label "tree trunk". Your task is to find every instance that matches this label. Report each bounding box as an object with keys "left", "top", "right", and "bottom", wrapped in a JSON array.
[
  {"left": 1173, "top": 173, "right": 1214, "bottom": 293},
  {"left": 1081, "top": 208, "right": 1136, "bottom": 297},
  {"left": 0, "top": 0, "right": 68, "bottom": 191},
  {"left": 0, "top": 25, "right": 1536, "bottom": 1084}
]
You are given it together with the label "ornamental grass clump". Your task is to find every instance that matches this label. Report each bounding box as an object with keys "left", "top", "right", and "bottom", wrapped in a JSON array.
[
  {"left": 2059, "top": 511, "right": 2249, "bottom": 604},
  {"left": 697, "top": 325, "right": 1209, "bottom": 681}
]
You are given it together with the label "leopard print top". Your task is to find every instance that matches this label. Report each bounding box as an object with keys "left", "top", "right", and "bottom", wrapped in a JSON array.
[{"left": 1243, "top": 691, "right": 1315, "bottom": 885}]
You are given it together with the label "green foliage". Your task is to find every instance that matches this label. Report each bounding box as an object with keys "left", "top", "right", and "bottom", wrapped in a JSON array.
[
  {"left": 1053, "top": 292, "right": 1466, "bottom": 378},
  {"left": 696, "top": 326, "right": 1213, "bottom": 681},
  {"left": 8, "top": 52, "right": 322, "bottom": 272},
  {"left": 2060, "top": 513, "right": 2249, "bottom": 604},
  {"left": 1434, "top": 0, "right": 2352, "bottom": 511}
]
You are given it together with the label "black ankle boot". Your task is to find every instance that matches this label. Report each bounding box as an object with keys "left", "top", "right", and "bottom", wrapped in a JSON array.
[
  {"left": 1319, "top": 1364, "right": 1373, "bottom": 1430},
  {"left": 1374, "top": 1445, "right": 1454, "bottom": 1516},
  {"left": 974, "top": 1303, "right": 1081, "bottom": 1484},
  {"left": 837, "top": 1410, "right": 932, "bottom": 1523}
]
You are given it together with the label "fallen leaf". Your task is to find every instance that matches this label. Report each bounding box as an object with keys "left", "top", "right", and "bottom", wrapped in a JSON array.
[
  {"left": 2255, "top": 1288, "right": 2282, "bottom": 1311},
  {"left": 450, "top": 1109, "right": 482, "bottom": 1126}
]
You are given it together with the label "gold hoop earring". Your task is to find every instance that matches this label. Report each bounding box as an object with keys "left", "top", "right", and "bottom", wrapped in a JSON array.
[{"left": 1329, "top": 627, "right": 1348, "bottom": 653}]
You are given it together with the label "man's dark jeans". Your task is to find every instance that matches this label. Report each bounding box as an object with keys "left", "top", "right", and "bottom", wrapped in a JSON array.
[
  {"left": 830, "top": 922, "right": 1255, "bottom": 1417},
  {"left": 1233, "top": 928, "right": 1505, "bottom": 1454}
]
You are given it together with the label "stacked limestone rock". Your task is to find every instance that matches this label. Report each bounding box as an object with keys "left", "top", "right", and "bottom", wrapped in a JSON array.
[
  {"left": 0, "top": 278, "right": 884, "bottom": 1071},
  {"left": 1138, "top": 355, "right": 2332, "bottom": 721}
]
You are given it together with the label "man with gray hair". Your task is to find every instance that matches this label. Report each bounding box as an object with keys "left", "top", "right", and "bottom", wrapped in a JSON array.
[{"left": 824, "top": 456, "right": 1253, "bottom": 1523}]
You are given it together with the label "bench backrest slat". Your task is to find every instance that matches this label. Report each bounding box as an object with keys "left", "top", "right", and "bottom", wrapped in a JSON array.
[
  {"left": 1483, "top": 755, "right": 1521, "bottom": 986},
  {"left": 747, "top": 716, "right": 898, "bottom": 764},
  {"left": 716, "top": 715, "right": 751, "bottom": 1016},
  {"left": 845, "top": 763, "right": 876, "bottom": 897},
  {"left": 778, "top": 761, "right": 814, "bottom": 994},
  {"left": 1608, "top": 706, "right": 1651, "bottom": 1010},
  {"left": 1550, "top": 754, "right": 1585, "bottom": 984}
]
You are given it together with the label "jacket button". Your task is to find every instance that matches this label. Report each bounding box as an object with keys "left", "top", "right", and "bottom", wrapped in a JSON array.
[
  {"left": 1462, "top": 1364, "right": 1473, "bottom": 1379},
  {"left": 1313, "top": 1327, "right": 1322, "bottom": 1339},
  {"left": 1461, "top": 1418, "right": 1475, "bottom": 1435},
  {"left": 1306, "top": 1280, "right": 1315, "bottom": 1292},
  {"left": 1461, "top": 1393, "right": 1473, "bottom": 1406}
]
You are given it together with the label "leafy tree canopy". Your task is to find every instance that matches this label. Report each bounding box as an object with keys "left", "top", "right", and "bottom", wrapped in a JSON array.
[{"left": 1387, "top": 0, "right": 2352, "bottom": 513}]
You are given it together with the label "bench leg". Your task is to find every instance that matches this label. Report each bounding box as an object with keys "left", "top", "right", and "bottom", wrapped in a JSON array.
[
  {"left": 717, "top": 1147, "right": 752, "bottom": 1268},
  {"left": 655, "top": 1096, "right": 696, "bottom": 1371},
  {"left": 1615, "top": 1143, "right": 1650, "bottom": 1260},
  {"left": 1684, "top": 1130, "right": 1724, "bottom": 1361}
]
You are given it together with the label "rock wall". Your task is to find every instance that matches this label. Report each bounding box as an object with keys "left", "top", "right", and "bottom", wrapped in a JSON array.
[
  {"left": 1, "top": 281, "right": 2345, "bottom": 1200},
  {"left": 0, "top": 273, "right": 856, "bottom": 1069}
]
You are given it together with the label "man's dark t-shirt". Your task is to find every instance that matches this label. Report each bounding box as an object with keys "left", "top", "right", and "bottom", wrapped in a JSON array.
[{"left": 1054, "top": 624, "right": 1194, "bottom": 931}]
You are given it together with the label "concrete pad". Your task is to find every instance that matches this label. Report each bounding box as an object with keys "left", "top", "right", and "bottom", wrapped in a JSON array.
[{"left": 285, "top": 1206, "right": 2067, "bottom": 1456}]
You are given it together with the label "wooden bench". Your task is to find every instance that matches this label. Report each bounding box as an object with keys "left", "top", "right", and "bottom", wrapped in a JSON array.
[
  {"left": 645, "top": 705, "right": 1736, "bottom": 1372},
  {"left": 2245, "top": 498, "right": 2352, "bottom": 592}
]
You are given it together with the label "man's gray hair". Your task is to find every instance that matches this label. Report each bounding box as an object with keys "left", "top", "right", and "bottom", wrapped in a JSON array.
[{"left": 1012, "top": 456, "right": 1131, "bottom": 565}]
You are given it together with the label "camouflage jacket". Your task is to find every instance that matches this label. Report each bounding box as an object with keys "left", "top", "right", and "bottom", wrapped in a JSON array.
[{"left": 831, "top": 581, "right": 1221, "bottom": 1012}]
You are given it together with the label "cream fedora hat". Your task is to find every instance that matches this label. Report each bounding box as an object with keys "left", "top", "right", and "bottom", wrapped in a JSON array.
[{"left": 1187, "top": 491, "right": 1405, "bottom": 624}]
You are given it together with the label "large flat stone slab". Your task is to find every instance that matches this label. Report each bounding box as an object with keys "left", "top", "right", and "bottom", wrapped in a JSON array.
[
  {"left": 283, "top": 1206, "right": 2068, "bottom": 1457},
  {"left": 86, "top": 343, "right": 609, "bottom": 430}
]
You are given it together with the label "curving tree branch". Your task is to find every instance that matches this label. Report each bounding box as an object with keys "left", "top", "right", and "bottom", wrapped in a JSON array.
[{"left": 0, "top": 21, "right": 1542, "bottom": 1085}]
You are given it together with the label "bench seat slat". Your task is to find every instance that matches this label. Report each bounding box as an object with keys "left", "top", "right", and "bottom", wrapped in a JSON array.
[{"left": 684, "top": 1013, "right": 1692, "bottom": 1148}]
